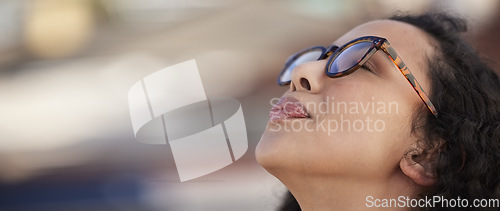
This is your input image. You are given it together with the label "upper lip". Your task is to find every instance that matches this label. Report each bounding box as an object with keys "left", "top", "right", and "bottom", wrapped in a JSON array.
[{"left": 270, "top": 96, "right": 310, "bottom": 119}]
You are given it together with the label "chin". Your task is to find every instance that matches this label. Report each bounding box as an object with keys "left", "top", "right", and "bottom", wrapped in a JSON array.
[
  {"left": 255, "top": 131, "right": 276, "bottom": 167},
  {"left": 255, "top": 127, "right": 289, "bottom": 170}
]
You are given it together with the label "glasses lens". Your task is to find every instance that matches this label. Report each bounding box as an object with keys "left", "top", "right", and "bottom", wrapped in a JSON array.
[
  {"left": 328, "top": 42, "right": 372, "bottom": 75},
  {"left": 279, "top": 48, "right": 324, "bottom": 84}
]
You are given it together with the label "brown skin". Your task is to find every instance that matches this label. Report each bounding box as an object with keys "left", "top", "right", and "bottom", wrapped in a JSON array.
[{"left": 256, "top": 20, "right": 437, "bottom": 210}]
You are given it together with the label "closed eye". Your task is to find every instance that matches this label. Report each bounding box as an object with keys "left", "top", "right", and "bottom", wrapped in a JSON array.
[
  {"left": 361, "top": 64, "right": 373, "bottom": 72},
  {"left": 361, "top": 63, "right": 380, "bottom": 76}
]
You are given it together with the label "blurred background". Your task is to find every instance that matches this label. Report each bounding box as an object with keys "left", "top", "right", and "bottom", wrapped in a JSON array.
[{"left": 0, "top": 0, "right": 499, "bottom": 210}]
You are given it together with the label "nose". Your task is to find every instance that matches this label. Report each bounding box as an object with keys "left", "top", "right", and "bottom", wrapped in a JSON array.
[{"left": 289, "top": 60, "right": 326, "bottom": 93}]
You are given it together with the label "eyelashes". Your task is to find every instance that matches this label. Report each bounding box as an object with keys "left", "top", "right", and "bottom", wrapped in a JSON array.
[
  {"left": 361, "top": 63, "right": 381, "bottom": 76},
  {"left": 361, "top": 64, "right": 373, "bottom": 72}
]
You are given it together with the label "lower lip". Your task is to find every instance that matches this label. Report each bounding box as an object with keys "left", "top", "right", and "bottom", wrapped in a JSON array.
[
  {"left": 269, "top": 110, "right": 287, "bottom": 122},
  {"left": 269, "top": 107, "right": 310, "bottom": 122}
]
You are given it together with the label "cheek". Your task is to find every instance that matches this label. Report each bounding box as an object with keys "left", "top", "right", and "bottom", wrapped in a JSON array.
[
  {"left": 307, "top": 79, "right": 417, "bottom": 177},
  {"left": 256, "top": 77, "right": 420, "bottom": 179}
]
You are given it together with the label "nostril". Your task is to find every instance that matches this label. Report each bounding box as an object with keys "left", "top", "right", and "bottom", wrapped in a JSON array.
[{"left": 300, "top": 78, "right": 311, "bottom": 91}]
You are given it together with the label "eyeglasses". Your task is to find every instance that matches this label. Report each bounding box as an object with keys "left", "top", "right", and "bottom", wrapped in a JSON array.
[{"left": 277, "top": 36, "right": 438, "bottom": 118}]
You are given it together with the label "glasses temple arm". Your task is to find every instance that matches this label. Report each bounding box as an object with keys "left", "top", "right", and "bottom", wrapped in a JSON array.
[{"left": 382, "top": 43, "right": 439, "bottom": 117}]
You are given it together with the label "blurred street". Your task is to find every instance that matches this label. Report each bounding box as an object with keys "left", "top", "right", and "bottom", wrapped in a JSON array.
[{"left": 0, "top": 0, "right": 498, "bottom": 210}]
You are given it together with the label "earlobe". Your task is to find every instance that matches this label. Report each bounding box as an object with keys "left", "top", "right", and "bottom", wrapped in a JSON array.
[{"left": 400, "top": 154, "right": 437, "bottom": 186}]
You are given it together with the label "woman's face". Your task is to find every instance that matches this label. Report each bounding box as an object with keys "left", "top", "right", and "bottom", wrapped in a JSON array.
[{"left": 256, "top": 20, "right": 434, "bottom": 182}]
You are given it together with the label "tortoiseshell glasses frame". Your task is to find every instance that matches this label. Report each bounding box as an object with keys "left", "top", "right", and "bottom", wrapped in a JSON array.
[{"left": 277, "top": 36, "right": 438, "bottom": 118}]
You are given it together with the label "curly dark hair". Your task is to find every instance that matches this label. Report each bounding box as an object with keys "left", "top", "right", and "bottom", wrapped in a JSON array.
[
  {"left": 392, "top": 13, "right": 500, "bottom": 210},
  {"left": 278, "top": 13, "right": 500, "bottom": 211}
]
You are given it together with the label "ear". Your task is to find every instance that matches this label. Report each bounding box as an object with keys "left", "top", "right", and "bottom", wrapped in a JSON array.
[{"left": 399, "top": 147, "right": 438, "bottom": 187}]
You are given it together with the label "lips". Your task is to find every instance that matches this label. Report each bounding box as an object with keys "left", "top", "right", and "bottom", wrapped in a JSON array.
[{"left": 270, "top": 97, "right": 310, "bottom": 122}]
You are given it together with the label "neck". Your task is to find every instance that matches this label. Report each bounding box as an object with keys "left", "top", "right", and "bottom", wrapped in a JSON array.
[{"left": 282, "top": 171, "right": 418, "bottom": 211}]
